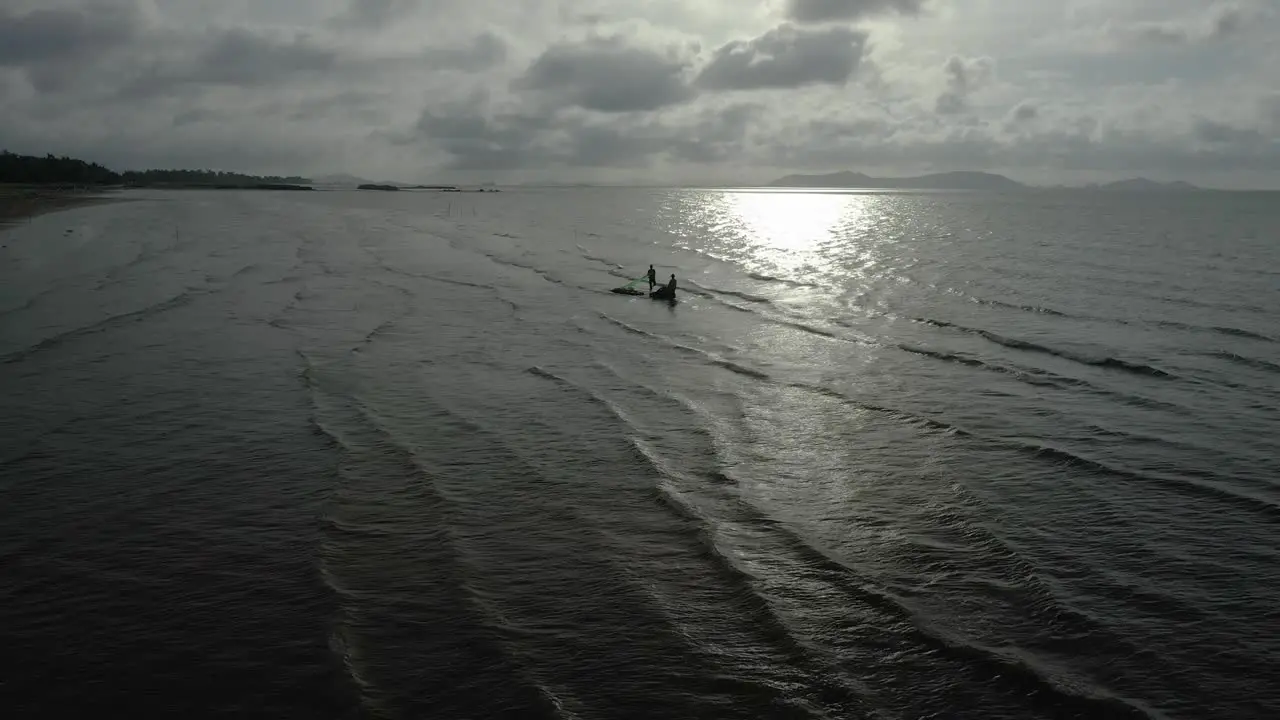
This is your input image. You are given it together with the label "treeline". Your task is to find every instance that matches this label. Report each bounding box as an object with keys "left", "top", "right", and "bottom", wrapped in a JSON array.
[
  {"left": 120, "top": 169, "right": 311, "bottom": 185},
  {"left": 0, "top": 150, "right": 311, "bottom": 186},
  {"left": 0, "top": 151, "right": 118, "bottom": 184}
]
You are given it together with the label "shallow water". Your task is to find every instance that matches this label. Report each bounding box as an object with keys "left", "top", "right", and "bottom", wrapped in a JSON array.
[{"left": 2, "top": 187, "right": 1277, "bottom": 719}]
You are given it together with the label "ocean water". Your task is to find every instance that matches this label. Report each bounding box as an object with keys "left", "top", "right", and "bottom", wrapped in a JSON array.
[{"left": 1, "top": 186, "right": 1277, "bottom": 719}]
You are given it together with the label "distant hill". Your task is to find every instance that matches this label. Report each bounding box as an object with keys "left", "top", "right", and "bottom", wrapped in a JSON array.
[
  {"left": 314, "top": 173, "right": 371, "bottom": 185},
  {"left": 1094, "top": 178, "right": 1200, "bottom": 192},
  {"left": 768, "top": 170, "right": 1026, "bottom": 190},
  {"left": 317, "top": 174, "right": 422, "bottom": 188}
]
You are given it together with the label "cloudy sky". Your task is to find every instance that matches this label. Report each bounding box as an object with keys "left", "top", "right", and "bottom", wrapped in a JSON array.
[{"left": 2, "top": 0, "right": 1278, "bottom": 187}]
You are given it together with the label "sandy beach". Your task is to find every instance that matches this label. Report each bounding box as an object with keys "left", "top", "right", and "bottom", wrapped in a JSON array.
[{"left": 0, "top": 185, "right": 121, "bottom": 229}]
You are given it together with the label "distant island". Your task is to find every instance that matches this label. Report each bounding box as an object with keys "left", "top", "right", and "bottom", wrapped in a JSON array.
[
  {"left": 768, "top": 170, "right": 1202, "bottom": 192},
  {"left": 769, "top": 171, "right": 1026, "bottom": 190},
  {"left": 1082, "top": 178, "right": 1200, "bottom": 192},
  {"left": 315, "top": 173, "right": 371, "bottom": 185},
  {"left": 1, "top": 150, "right": 313, "bottom": 190}
]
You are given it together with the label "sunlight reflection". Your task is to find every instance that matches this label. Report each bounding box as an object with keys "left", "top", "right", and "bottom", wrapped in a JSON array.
[{"left": 722, "top": 191, "right": 872, "bottom": 277}]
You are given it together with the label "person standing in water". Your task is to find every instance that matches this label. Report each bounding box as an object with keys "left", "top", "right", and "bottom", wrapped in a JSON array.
[
  {"left": 647, "top": 264, "right": 657, "bottom": 290},
  {"left": 666, "top": 274, "right": 677, "bottom": 293}
]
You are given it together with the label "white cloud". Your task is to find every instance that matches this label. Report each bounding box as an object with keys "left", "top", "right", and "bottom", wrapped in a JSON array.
[{"left": 0, "top": 0, "right": 1277, "bottom": 187}]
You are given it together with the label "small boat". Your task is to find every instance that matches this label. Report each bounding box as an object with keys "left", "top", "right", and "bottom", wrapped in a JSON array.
[{"left": 649, "top": 286, "right": 676, "bottom": 301}]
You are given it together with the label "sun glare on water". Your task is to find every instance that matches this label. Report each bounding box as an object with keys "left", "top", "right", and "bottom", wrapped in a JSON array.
[{"left": 721, "top": 190, "right": 872, "bottom": 277}]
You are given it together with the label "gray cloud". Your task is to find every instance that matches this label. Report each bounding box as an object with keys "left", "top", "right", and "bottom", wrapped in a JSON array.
[
  {"left": 398, "top": 87, "right": 760, "bottom": 172},
  {"left": 421, "top": 32, "right": 508, "bottom": 72},
  {"left": 785, "top": 0, "right": 926, "bottom": 24},
  {"left": 403, "top": 94, "right": 557, "bottom": 170},
  {"left": 329, "top": 0, "right": 421, "bottom": 31},
  {"left": 194, "top": 30, "right": 338, "bottom": 87},
  {"left": 1262, "top": 94, "right": 1280, "bottom": 131},
  {"left": 1009, "top": 101, "right": 1039, "bottom": 123},
  {"left": 112, "top": 27, "right": 499, "bottom": 104},
  {"left": 0, "top": 5, "right": 140, "bottom": 65},
  {"left": 1194, "top": 118, "right": 1266, "bottom": 148},
  {"left": 2, "top": 0, "right": 1279, "bottom": 187},
  {"left": 110, "top": 29, "right": 340, "bottom": 102},
  {"left": 753, "top": 103, "right": 1280, "bottom": 183},
  {"left": 696, "top": 24, "right": 868, "bottom": 91},
  {"left": 513, "top": 38, "right": 695, "bottom": 112},
  {"left": 935, "top": 55, "right": 994, "bottom": 115},
  {"left": 172, "top": 107, "right": 223, "bottom": 128},
  {"left": 284, "top": 90, "right": 394, "bottom": 124},
  {"left": 1125, "top": 3, "right": 1250, "bottom": 46},
  {"left": 0, "top": 4, "right": 145, "bottom": 92}
]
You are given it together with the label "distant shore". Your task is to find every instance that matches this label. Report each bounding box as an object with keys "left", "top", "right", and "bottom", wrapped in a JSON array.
[{"left": 0, "top": 185, "right": 123, "bottom": 228}]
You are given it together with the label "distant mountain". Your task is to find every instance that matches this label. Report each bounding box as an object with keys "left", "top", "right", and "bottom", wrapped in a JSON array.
[
  {"left": 1095, "top": 178, "right": 1200, "bottom": 192},
  {"left": 768, "top": 170, "right": 1026, "bottom": 190},
  {"left": 315, "top": 173, "right": 375, "bottom": 185}
]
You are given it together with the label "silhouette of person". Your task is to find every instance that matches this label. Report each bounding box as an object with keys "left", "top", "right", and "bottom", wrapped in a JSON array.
[
  {"left": 666, "top": 274, "right": 677, "bottom": 293},
  {"left": 647, "top": 264, "right": 657, "bottom": 290}
]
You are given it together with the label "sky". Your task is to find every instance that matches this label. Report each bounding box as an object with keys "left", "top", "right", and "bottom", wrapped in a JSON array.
[{"left": 1, "top": 0, "right": 1278, "bottom": 187}]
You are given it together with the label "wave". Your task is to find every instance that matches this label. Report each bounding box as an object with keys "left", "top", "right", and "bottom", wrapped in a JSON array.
[
  {"left": 371, "top": 257, "right": 497, "bottom": 291},
  {"left": 477, "top": 251, "right": 578, "bottom": 290},
  {"left": 595, "top": 313, "right": 775, "bottom": 380},
  {"left": 351, "top": 318, "right": 399, "bottom": 354},
  {"left": 0, "top": 292, "right": 43, "bottom": 319},
  {"left": 910, "top": 317, "right": 1176, "bottom": 379},
  {"left": 596, "top": 313, "right": 660, "bottom": 340},
  {"left": 686, "top": 279, "right": 771, "bottom": 304},
  {"left": 967, "top": 292, "right": 1269, "bottom": 340},
  {"left": 970, "top": 294, "right": 1277, "bottom": 345},
  {"left": 780, "top": 379, "right": 1280, "bottom": 519},
  {"left": 523, "top": 361, "right": 1166, "bottom": 718},
  {"left": 577, "top": 250, "right": 626, "bottom": 272},
  {"left": 900, "top": 344, "right": 1124, "bottom": 392},
  {"left": 640, "top": 454, "right": 878, "bottom": 716},
  {"left": 682, "top": 282, "right": 864, "bottom": 345},
  {"left": 746, "top": 271, "right": 811, "bottom": 288},
  {"left": 1211, "top": 351, "right": 1280, "bottom": 374},
  {"left": 1209, "top": 325, "right": 1275, "bottom": 342},
  {"left": 707, "top": 357, "right": 771, "bottom": 381},
  {"left": 264, "top": 273, "right": 306, "bottom": 285},
  {"left": 1018, "top": 441, "right": 1280, "bottom": 519},
  {"left": 593, "top": 314, "right": 738, "bottom": 358},
  {"left": 518, "top": 366, "right": 873, "bottom": 716},
  {"left": 1141, "top": 318, "right": 1277, "bottom": 344},
  {"left": 423, "top": 274, "right": 495, "bottom": 291},
  {"left": 600, "top": 308, "right": 1270, "bottom": 519},
  {"left": 964, "top": 294, "right": 1076, "bottom": 318},
  {"left": 643, "top": 425, "right": 1156, "bottom": 719},
  {"left": 775, "top": 320, "right": 850, "bottom": 342},
  {"left": 911, "top": 317, "right": 958, "bottom": 329},
  {"left": 900, "top": 345, "right": 997, "bottom": 371},
  {"left": 533, "top": 364, "right": 887, "bottom": 712},
  {"left": 0, "top": 289, "right": 201, "bottom": 365},
  {"left": 598, "top": 315, "right": 1230, "bottom": 511},
  {"left": 980, "top": 330, "right": 1174, "bottom": 378},
  {"left": 310, "top": 388, "right": 574, "bottom": 720}
]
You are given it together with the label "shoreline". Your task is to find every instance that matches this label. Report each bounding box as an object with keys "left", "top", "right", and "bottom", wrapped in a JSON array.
[{"left": 0, "top": 185, "right": 123, "bottom": 229}]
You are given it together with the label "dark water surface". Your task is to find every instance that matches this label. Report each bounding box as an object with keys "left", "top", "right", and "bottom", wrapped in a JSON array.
[{"left": 2, "top": 187, "right": 1277, "bottom": 719}]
